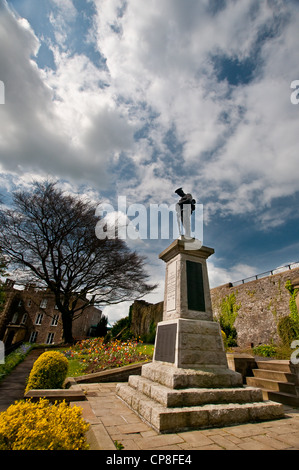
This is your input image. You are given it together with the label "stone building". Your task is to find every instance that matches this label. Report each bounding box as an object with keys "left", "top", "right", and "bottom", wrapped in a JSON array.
[{"left": 0, "top": 280, "right": 102, "bottom": 347}]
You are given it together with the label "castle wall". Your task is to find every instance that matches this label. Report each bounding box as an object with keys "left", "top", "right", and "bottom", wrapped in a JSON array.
[
  {"left": 129, "top": 267, "right": 299, "bottom": 348},
  {"left": 210, "top": 267, "right": 299, "bottom": 347}
]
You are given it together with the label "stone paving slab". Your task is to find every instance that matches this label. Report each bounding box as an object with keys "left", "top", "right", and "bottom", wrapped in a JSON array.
[{"left": 74, "top": 382, "right": 299, "bottom": 450}]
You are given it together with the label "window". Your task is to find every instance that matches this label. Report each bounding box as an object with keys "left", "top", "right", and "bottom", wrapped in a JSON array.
[
  {"left": 35, "top": 313, "right": 44, "bottom": 325},
  {"left": 29, "top": 331, "right": 38, "bottom": 343},
  {"left": 46, "top": 333, "right": 55, "bottom": 344},
  {"left": 51, "top": 314, "right": 59, "bottom": 326},
  {"left": 40, "top": 299, "right": 48, "bottom": 308},
  {"left": 11, "top": 313, "right": 18, "bottom": 324},
  {"left": 27, "top": 300, "right": 32, "bottom": 307},
  {"left": 21, "top": 313, "right": 28, "bottom": 325},
  {"left": 18, "top": 300, "right": 22, "bottom": 307}
]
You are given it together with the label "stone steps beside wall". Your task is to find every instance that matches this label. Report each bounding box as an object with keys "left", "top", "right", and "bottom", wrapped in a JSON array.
[
  {"left": 247, "top": 376, "right": 296, "bottom": 395},
  {"left": 260, "top": 390, "right": 299, "bottom": 407},
  {"left": 256, "top": 360, "right": 293, "bottom": 373},
  {"left": 246, "top": 360, "right": 299, "bottom": 407},
  {"left": 252, "top": 368, "right": 296, "bottom": 383}
]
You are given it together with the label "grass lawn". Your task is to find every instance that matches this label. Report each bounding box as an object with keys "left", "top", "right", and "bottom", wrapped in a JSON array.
[{"left": 59, "top": 338, "right": 154, "bottom": 377}]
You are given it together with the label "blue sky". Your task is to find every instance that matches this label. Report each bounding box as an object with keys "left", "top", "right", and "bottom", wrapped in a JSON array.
[{"left": 0, "top": 0, "right": 299, "bottom": 323}]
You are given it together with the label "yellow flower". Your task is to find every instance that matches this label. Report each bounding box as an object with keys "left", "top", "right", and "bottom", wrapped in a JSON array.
[{"left": 0, "top": 399, "right": 89, "bottom": 450}]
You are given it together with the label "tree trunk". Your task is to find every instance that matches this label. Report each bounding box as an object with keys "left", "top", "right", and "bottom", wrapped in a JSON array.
[{"left": 61, "top": 312, "right": 74, "bottom": 344}]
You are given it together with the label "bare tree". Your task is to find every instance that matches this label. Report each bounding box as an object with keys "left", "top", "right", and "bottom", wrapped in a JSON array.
[
  {"left": 0, "top": 251, "right": 7, "bottom": 313},
  {"left": 0, "top": 181, "right": 156, "bottom": 343}
]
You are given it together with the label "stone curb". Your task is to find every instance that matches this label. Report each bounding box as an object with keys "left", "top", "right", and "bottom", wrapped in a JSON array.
[
  {"left": 24, "top": 388, "right": 87, "bottom": 402},
  {"left": 65, "top": 361, "right": 151, "bottom": 386}
]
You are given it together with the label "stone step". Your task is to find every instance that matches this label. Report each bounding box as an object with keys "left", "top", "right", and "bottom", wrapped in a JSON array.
[
  {"left": 24, "top": 389, "right": 87, "bottom": 402},
  {"left": 128, "top": 375, "right": 264, "bottom": 408},
  {"left": 141, "top": 361, "right": 242, "bottom": 389},
  {"left": 246, "top": 376, "right": 297, "bottom": 395},
  {"left": 253, "top": 368, "right": 296, "bottom": 383},
  {"left": 261, "top": 389, "right": 299, "bottom": 407},
  {"left": 256, "top": 360, "right": 292, "bottom": 373},
  {"left": 116, "top": 383, "right": 284, "bottom": 434}
]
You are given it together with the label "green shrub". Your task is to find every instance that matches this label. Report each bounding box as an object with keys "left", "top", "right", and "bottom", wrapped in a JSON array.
[
  {"left": 25, "top": 351, "right": 68, "bottom": 393},
  {"left": 277, "top": 315, "right": 299, "bottom": 346},
  {"left": 252, "top": 344, "right": 277, "bottom": 357},
  {"left": 218, "top": 293, "right": 240, "bottom": 347},
  {"left": 0, "top": 398, "right": 89, "bottom": 450},
  {"left": 141, "top": 321, "right": 157, "bottom": 344},
  {"left": 285, "top": 280, "right": 299, "bottom": 323},
  {"left": 110, "top": 316, "right": 133, "bottom": 340}
]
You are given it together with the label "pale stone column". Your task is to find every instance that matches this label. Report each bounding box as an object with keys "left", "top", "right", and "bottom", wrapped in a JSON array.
[
  {"left": 153, "top": 239, "right": 229, "bottom": 371},
  {"left": 160, "top": 240, "right": 214, "bottom": 321}
]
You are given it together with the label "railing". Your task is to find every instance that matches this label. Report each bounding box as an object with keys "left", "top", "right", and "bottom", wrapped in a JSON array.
[{"left": 231, "top": 261, "right": 299, "bottom": 287}]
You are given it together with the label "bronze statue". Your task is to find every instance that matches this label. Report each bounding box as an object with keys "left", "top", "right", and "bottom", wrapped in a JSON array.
[{"left": 175, "top": 188, "right": 196, "bottom": 238}]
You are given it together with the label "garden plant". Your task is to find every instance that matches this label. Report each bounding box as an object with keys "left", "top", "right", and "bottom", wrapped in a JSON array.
[{"left": 0, "top": 398, "right": 89, "bottom": 450}]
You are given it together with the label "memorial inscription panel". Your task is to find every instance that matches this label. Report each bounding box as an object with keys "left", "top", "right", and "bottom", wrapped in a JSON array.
[
  {"left": 186, "top": 260, "right": 205, "bottom": 312},
  {"left": 154, "top": 323, "right": 177, "bottom": 363},
  {"left": 166, "top": 261, "right": 176, "bottom": 311}
]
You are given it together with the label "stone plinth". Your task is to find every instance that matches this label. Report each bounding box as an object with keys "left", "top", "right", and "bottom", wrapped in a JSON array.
[
  {"left": 159, "top": 240, "right": 214, "bottom": 321},
  {"left": 117, "top": 239, "right": 284, "bottom": 433},
  {"left": 116, "top": 380, "right": 283, "bottom": 433}
]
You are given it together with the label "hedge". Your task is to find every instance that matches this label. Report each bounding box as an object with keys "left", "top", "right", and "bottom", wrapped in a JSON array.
[{"left": 25, "top": 351, "right": 69, "bottom": 393}]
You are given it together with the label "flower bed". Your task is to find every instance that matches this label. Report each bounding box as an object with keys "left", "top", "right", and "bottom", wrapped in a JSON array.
[{"left": 62, "top": 338, "right": 154, "bottom": 375}]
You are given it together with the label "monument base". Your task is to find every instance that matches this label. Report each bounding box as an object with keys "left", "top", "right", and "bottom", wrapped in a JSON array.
[
  {"left": 140, "top": 361, "right": 243, "bottom": 389},
  {"left": 116, "top": 240, "right": 284, "bottom": 433},
  {"left": 117, "top": 364, "right": 284, "bottom": 433},
  {"left": 153, "top": 318, "right": 232, "bottom": 371}
]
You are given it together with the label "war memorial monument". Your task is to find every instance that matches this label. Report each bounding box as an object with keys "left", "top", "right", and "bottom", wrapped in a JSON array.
[{"left": 116, "top": 189, "right": 284, "bottom": 433}]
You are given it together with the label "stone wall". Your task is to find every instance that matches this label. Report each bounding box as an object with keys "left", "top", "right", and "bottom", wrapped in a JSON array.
[
  {"left": 210, "top": 267, "right": 299, "bottom": 348},
  {"left": 129, "top": 267, "right": 299, "bottom": 349},
  {"left": 130, "top": 300, "right": 163, "bottom": 338}
]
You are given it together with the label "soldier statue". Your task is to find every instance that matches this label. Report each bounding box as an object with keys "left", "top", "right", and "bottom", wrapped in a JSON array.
[{"left": 175, "top": 188, "right": 196, "bottom": 238}]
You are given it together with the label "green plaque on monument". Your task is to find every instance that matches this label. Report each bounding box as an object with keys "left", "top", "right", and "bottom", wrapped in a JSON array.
[
  {"left": 186, "top": 260, "right": 205, "bottom": 312},
  {"left": 154, "top": 323, "right": 177, "bottom": 363}
]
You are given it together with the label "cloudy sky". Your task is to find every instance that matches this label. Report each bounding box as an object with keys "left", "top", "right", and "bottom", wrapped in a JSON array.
[{"left": 1, "top": 0, "right": 299, "bottom": 323}]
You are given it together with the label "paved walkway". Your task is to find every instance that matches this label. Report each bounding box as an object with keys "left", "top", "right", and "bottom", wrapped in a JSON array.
[
  {"left": 1, "top": 354, "right": 299, "bottom": 450},
  {"left": 73, "top": 382, "right": 299, "bottom": 451},
  {"left": 0, "top": 348, "right": 44, "bottom": 412}
]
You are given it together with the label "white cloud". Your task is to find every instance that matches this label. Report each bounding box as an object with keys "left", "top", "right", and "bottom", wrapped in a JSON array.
[
  {"left": 92, "top": 0, "right": 299, "bottom": 222},
  {"left": 1, "top": 1, "right": 299, "bottom": 328},
  {"left": 0, "top": 1, "right": 138, "bottom": 189},
  {"left": 208, "top": 260, "right": 258, "bottom": 288},
  {"left": 2, "top": 0, "right": 298, "bottom": 221},
  {"left": 0, "top": 0, "right": 299, "bottom": 276}
]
